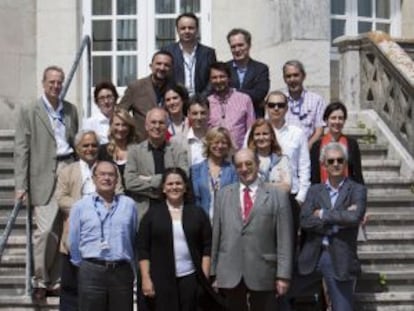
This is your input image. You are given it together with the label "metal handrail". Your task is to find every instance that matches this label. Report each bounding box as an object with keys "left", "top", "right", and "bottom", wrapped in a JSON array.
[
  {"left": 0, "top": 200, "right": 23, "bottom": 261},
  {"left": 59, "top": 35, "right": 92, "bottom": 117}
]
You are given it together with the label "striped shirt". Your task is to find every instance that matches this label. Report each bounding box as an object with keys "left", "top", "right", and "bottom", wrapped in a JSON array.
[
  {"left": 285, "top": 89, "right": 326, "bottom": 139},
  {"left": 208, "top": 88, "right": 255, "bottom": 150}
]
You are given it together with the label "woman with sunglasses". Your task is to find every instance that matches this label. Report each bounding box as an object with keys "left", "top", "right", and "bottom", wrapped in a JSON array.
[
  {"left": 246, "top": 118, "right": 291, "bottom": 192},
  {"left": 310, "top": 101, "right": 364, "bottom": 184}
]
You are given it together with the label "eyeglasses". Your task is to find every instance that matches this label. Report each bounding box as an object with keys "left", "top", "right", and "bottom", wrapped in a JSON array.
[
  {"left": 326, "top": 158, "right": 345, "bottom": 165},
  {"left": 94, "top": 172, "right": 117, "bottom": 179},
  {"left": 267, "top": 102, "right": 287, "bottom": 110},
  {"left": 97, "top": 95, "right": 115, "bottom": 102}
]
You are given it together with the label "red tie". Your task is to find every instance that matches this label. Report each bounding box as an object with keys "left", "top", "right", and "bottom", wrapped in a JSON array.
[{"left": 243, "top": 187, "right": 253, "bottom": 221}]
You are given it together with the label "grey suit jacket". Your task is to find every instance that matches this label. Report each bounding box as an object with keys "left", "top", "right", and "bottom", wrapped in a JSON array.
[
  {"left": 14, "top": 98, "right": 78, "bottom": 206},
  {"left": 211, "top": 182, "right": 294, "bottom": 291},
  {"left": 298, "top": 179, "right": 367, "bottom": 281},
  {"left": 124, "top": 140, "right": 188, "bottom": 217},
  {"left": 56, "top": 161, "right": 124, "bottom": 254}
]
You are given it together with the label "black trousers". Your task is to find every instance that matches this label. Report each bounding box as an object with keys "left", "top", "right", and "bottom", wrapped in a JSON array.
[
  {"left": 60, "top": 253, "right": 78, "bottom": 311},
  {"left": 78, "top": 260, "right": 134, "bottom": 311},
  {"left": 220, "top": 279, "right": 278, "bottom": 311}
]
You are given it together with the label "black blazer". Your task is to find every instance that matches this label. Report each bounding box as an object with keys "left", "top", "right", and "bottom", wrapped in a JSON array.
[
  {"left": 162, "top": 42, "right": 217, "bottom": 95},
  {"left": 310, "top": 136, "right": 364, "bottom": 185},
  {"left": 226, "top": 58, "right": 270, "bottom": 117},
  {"left": 137, "top": 202, "right": 225, "bottom": 311},
  {"left": 298, "top": 179, "right": 367, "bottom": 281}
]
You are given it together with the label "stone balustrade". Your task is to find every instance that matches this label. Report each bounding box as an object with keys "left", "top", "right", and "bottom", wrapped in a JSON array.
[{"left": 334, "top": 32, "right": 414, "bottom": 156}]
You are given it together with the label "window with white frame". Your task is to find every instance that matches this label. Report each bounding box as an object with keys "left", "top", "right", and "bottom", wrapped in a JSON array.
[{"left": 330, "top": 0, "right": 401, "bottom": 45}]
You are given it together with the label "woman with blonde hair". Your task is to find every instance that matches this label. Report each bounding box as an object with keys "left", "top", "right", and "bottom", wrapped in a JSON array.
[
  {"left": 98, "top": 107, "right": 138, "bottom": 185},
  {"left": 191, "top": 127, "right": 238, "bottom": 220},
  {"left": 247, "top": 118, "right": 291, "bottom": 192}
]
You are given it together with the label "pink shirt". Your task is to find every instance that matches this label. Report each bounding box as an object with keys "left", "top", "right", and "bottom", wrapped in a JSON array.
[{"left": 208, "top": 88, "right": 255, "bottom": 149}]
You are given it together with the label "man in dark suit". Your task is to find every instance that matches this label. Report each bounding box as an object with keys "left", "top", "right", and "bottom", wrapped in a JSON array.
[
  {"left": 119, "top": 51, "right": 174, "bottom": 142},
  {"left": 162, "top": 12, "right": 216, "bottom": 96},
  {"left": 281, "top": 142, "right": 367, "bottom": 311},
  {"left": 14, "top": 65, "right": 79, "bottom": 301},
  {"left": 226, "top": 28, "right": 270, "bottom": 117},
  {"left": 211, "top": 148, "right": 293, "bottom": 311}
]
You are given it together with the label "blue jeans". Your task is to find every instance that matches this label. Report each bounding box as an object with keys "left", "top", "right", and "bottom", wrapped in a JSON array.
[{"left": 280, "top": 250, "right": 355, "bottom": 311}]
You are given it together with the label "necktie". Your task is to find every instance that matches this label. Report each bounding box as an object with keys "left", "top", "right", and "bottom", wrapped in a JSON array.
[{"left": 243, "top": 187, "right": 253, "bottom": 221}]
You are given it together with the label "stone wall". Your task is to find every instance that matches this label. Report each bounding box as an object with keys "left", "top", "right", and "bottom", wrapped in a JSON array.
[
  {"left": 211, "top": 0, "right": 331, "bottom": 101},
  {"left": 0, "top": 1, "right": 36, "bottom": 129}
]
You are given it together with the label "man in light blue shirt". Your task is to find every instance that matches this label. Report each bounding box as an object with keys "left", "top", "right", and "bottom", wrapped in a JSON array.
[{"left": 69, "top": 161, "right": 137, "bottom": 311}]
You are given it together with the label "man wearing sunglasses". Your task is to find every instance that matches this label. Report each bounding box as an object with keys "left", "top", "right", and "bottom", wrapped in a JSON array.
[
  {"left": 280, "top": 142, "right": 367, "bottom": 311},
  {"left": 282, "top": 60, "right": 326, "bottom": 150}
]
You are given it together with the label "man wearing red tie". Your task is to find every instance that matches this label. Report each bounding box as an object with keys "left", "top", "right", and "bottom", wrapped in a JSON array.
[{"left": 211, "top": 148, "right": 294, "bottom": 311}]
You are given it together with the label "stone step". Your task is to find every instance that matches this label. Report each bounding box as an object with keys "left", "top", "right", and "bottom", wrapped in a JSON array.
[
  {"left": 355, "top": 292, "right": 414, "bottom": 311},
  {"left": 0, "top": 296, "right": 59, "bottom": 309},
  {"left": 358, "top": 143, "right": 388, "bottom": 160},
  {"left": 359, "top": 250, "right": 414, "bottom": 261},
  {"left": 0, "top": 266, "right": 25, "bottom": 276},
  {"left": 0, "top": 129, "right": 15, "bottom": 140},
  {"left": 356, "top": 270, "right": 414, "bottom": 292},
  {"left": 362, "top": 159, "right": 401, "bottom": 178},
  {"left": 364, "top": 177, "right": 414, "bottom": 194}
]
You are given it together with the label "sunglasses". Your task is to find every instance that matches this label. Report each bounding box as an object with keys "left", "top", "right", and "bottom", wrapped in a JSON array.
[
  {"left": 267, "top": 102, "right": 287, "bottom": 109},
  {"left": 326, "top": 158, "right": 345, "bottom": 165}
]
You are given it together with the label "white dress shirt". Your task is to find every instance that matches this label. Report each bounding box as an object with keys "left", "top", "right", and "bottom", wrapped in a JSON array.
[
  {"left": 41, "top": 94, "right": 73, "bottom": 156},
  {"left": 239, "top": 178, "right": 260, "bottom": 220},
  {"left": 79, "top": 160, "right": 96, "bottom": 196},
  {"left": 82, "top": 109, "right": 110, "bottom": 144}
]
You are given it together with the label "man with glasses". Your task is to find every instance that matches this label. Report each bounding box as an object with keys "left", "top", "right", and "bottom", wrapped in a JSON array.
[
  {"left": 69, "top": 161, "right": 137, "bottom": 311},
  {"left": 283, "top": 60, "right": 326, "bottom": 149},
  {"left": 280, "top": 142, "right": 367, "bottom": 311}
]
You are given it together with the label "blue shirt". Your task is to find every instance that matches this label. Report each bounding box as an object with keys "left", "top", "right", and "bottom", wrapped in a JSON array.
[
  {"left": 69, "top": 193, "right": 138, "bottom": 266},
  {"left": 322, "top": 178, "right": 345, "bottom": 245}
]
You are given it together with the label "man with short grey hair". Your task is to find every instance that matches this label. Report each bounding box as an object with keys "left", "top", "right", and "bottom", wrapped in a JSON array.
[
  {"left": 281, "top": 142, "right": 367, "bottom": 311},
  {"left": 14, "top": 65, "right": 79, "bottom": 301},
  {"left": 283, "top": 60, "right": 326, "bottom": 149}
]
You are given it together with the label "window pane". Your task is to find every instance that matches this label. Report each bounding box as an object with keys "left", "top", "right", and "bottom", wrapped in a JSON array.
[
  {"left": 377, "top": 23, "right": 390, "bottom": 33},
  {"left": 180, "top": 0, "right": 200, "bottom": 13},
  {"left": 93, "top": 20, "right": 112, "bottom": 51},
  {"left": 358, "top": 0, "right": 372, "bottom": 17},
  {"left": 117, "top": 56, "right": 137, "bottom": 86},
  {"left": 93, "top": 0, "right": 111, "bottom": 15},
  {"left": 156, "top": 0, "right": 174, "bottom": 14},
  {"left": 331, "top": 0, "right": 345, "bottom": 15},
  {"left": 156, "top": 19, "right": 176, "bottom": 49},
  {"left": 376, "top": 0, "right": 390, "bottom": 18},
  {"left": 358, "top": 21, "right": 372, "bottom": 33},
  {"left": 117, "top": 0, "right": 137, "bottom": 15},
  {"left": 93, "top": 56, "right": 112, "bottom": 85},
  {"left": 117, "top": 20, "right": 137, "bottom": 51},
  {"left": 331, "top": 19, "right": 346, "bottom": 42}
]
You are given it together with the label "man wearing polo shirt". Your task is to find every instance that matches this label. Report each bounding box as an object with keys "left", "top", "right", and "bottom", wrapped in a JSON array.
[
  {"left": 14, "top": 65, "right": 78, "bottom": 301},
  {"left": 69, "top": 161, "right": 137, "bottom": 311}
]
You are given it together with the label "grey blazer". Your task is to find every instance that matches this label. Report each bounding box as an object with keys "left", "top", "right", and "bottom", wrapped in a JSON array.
[
  {"left": 124, "top": 140, "right": 188, "bottom": 217},
  {"left": 14, "top": 98, "right": 78, "bottom": 206},
  {"left": 211, "top": 182, "right": 294, "bottom": 291},
  {"left": 298, "top": 179, "right": 367, "bottom": 281}
]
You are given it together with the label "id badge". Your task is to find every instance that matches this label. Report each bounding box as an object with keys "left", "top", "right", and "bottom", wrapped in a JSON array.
[{"left": 100, "top": 241, "right": 110, "bottom": 250}]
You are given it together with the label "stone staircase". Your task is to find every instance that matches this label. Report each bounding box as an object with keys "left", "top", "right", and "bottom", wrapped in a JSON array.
[
  {"left": 0, "top": 130, "right": 58, "bottom": 309},
  {"left": 345, "top": 118, "right": 414, "bottom": 311}
]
